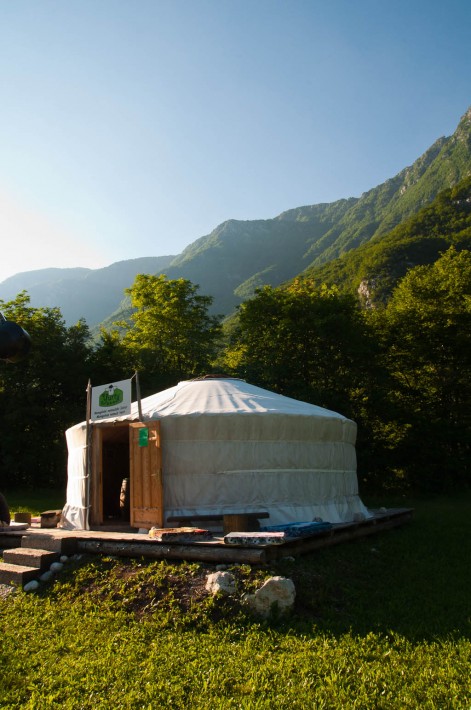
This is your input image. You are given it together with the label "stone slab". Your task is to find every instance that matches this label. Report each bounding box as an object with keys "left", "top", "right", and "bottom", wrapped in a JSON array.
[
  {"left": 0, "top": 522, "right": 28, "bottom": 531},
  {"left": 0, "top": 562, "right": 39, "bottom": 586},
  {"left": 224, "top": 531, "right": 287, "bottom": 546},
  {"left": 3, "top": 547, "right": 60, "bottom": 570},
  {"left": 149, "top": 527, "right": 213, "bottom": 543},
  {"left": 21, "top": 533, "right": 77, "bottom": 555}
]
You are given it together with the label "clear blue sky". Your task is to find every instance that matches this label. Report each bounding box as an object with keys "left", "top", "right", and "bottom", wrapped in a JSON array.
[{"left": 0, "top": 0, "right": 470, "bottom": 283}]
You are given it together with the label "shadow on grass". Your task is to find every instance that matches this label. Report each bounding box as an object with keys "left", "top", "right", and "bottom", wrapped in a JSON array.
[{"left": 275, "top": 494, "right": 471, "bottom": 643}]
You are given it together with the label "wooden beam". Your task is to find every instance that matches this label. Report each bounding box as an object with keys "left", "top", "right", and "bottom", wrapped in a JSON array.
[{"left": 76, "top": 538, "right": 267, "bottom": 564}]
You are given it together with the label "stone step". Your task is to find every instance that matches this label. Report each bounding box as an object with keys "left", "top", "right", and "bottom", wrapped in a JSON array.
[
  {"left": 0, "top": 533, "right": 25, "bottom": 550},
  {"left": 3, "top": 547, "right": 60, "bottom": 571},
  {"left": 21, "top": 533, "right": 77, "bottom": 555},
  {"left": 0, "top": 562, "right": 39, "bottom": 586}
]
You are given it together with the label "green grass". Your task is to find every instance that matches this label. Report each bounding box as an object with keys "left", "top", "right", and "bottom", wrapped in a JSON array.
[
  {"left": 2, "top": 488, "right": 65, "bottom": 516},
  {"left": 1, "top": 493, "right": 470, "bottom": 709}
]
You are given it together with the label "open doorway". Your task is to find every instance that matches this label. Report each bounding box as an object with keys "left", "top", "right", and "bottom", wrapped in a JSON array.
[
  {"left": 89, "top": 421, "right": 163, "bottom": 530},
  {"left": 91, "top": 423, "right": 131, "bottom": 527}
]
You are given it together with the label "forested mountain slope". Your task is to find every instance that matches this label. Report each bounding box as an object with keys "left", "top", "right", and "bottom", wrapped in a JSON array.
[
  {"left": 162, "top": 199, "right": 355, "bottom": 314},
  {"left": 304, "top": 107, "right": 471, "bottom": 266},
  {"left": 299, "top": 175, "right": 471, "bottom": 306}
]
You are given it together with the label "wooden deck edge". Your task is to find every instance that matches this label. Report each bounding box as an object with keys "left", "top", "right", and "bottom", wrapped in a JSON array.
[
  {"left": 265, "top": 508, "right": 414, "bottom": 560},
  {"left": 2, "top": 508, "right": 413, "bottom": 565}
]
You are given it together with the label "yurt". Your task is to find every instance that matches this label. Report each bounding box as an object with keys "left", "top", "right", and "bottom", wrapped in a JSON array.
[{"left": 61, "top": 377, "right": 370, "bottom": 530}]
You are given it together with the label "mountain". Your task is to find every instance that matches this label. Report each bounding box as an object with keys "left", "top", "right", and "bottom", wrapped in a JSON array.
[
  {"left": 96, "top": 106, "right": 471, "bottom": 320},
  {"left": 0, "top": 257, "right": 174, "bottom": 327},
  {"left": 304, "top": 107, "right": 471, "bottom": 266},
  {"left": 1, "top": 107, "right": 470, "bottom": 327},
  {"left": 162, "top": 198, "right": 356, "bottom": 314},
  {"left": 89, "top": 199, "right": 356, "bottom": 334}
]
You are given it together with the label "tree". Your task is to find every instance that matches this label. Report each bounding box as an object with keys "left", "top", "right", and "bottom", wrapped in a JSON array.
[
  {"left": 222, "top": 280, "right": 416, "bottom": 491},
  {"left": 223, "top": 280, "right": 382, "bottom": 417},
  {"left": 111, "top": 275, "right": 222, "bottom": 394},
  {"left": 373, "top": 247, "right": 471, "bottom": 490},
  {"left": 0, "top": 292, "right": 93, "bottom": 488},
  {"left": 89, "top": 328, "right": 133, "bottom": 387}
]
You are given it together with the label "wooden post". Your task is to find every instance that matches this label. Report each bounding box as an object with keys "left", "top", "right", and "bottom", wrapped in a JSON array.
[
  {"left": 134, "top": 371, "right": 143, "bottom": 421},
  {"left": 85, "top": 379, "right": 92, "bottom": 530}
]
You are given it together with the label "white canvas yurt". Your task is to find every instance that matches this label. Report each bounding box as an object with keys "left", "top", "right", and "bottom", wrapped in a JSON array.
[{"left": 61, "top": 377, "right": 370, "bottom": 530}]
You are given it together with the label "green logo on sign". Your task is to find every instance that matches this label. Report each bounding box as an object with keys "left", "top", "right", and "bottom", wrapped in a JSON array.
[{"left": 99, "top": 385, "right": 124, "bottom": 408}]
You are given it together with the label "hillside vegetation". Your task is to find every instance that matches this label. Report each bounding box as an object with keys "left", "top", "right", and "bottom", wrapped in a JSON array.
[{"left": 300, "top": 175, "right": 471, "bottom": 305}]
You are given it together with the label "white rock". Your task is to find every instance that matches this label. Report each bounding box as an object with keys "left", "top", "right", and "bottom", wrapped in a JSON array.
[
  {"left": 50, "top": 562, "right": 64, "bottom": 572},
  {"left": 205, "top": 571, "right": 236, "bottom": 596},
  {"left": 39, "top": 571, "right": 53, "bottom": 582},
  {"left": 23, "top": 580, "right": 39, "bottom": 592},
  {"left": 60, "top": 555, "right": 68, "bottom": 563},
  {"left": 246, "top": 576, "right": 295, "bottom": 617}
]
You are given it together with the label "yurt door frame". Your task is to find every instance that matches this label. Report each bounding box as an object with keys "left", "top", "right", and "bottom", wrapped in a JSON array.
[{"left": 89, "top": 421, "right": 163, "bottom": 529}]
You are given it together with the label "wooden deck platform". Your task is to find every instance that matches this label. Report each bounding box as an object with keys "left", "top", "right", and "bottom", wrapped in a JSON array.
[{"left": 0, "top": 508, "right": 413, "bottom": 565}]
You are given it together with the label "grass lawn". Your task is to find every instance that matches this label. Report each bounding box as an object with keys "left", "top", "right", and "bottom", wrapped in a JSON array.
[
  {"left": 1, "top": 492, "right": 470, "bottom": 708},
  {"left": 3, "top": 488, "right": 65, "bottom": 517}
]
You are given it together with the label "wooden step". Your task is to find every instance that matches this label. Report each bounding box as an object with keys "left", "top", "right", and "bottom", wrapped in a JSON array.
[
  {"left": 0, "top": 562, "right": 38, "bottom": 586},
  {"left": 3, "top": 547, "right": 60, "bottom": 571}
]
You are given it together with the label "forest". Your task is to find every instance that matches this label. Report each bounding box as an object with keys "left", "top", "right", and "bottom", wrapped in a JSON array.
[
  {"left": 0, "top": 235, "right": 469, "bottom": 496},
  {"left": 2, "top": 177, "right": 471, "bottom": 495}
]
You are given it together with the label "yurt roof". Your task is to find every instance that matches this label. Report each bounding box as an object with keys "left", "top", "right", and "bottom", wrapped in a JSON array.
[{"left": 91, "top": 377, "right": 351, "bottom": 424}]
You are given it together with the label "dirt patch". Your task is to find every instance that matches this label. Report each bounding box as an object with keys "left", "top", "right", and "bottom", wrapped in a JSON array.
[{"left": 0, "top": 583, "right": 16, "bottom": 601}]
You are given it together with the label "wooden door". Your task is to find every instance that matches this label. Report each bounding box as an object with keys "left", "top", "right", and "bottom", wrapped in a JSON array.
[
  {"left": 129, "top": 421, "right": 163, "bottom": 529},
  {"left": 90, "top": 426, "right": 103, "bottom": 526}
]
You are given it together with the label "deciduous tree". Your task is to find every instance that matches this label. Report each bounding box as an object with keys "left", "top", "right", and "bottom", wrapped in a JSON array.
[
  {"left": 113, "top": 274, "right": 222, "bottom": 394},
  {"left": 0, "top": 292, "right": 92, "bottom": 488},
  {"left": 372, "top": 247, "right": 471, "bottom": 489}
]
